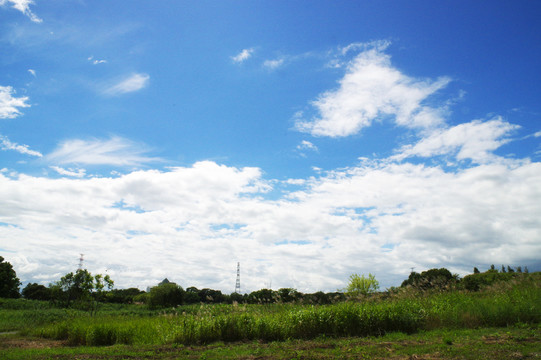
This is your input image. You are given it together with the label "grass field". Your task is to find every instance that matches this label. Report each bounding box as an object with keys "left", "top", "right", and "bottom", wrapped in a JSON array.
[
  {"left": 0, "top": 273, "right": 540, "bottom": 359},
  {"left": 1, "top": 326, "right": 540, "bottom": 359}
]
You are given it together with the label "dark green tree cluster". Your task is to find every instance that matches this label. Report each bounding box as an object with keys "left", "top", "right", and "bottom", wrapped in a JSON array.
[
  {"left": 400, "top": 268, "right": 459, "bottom": 290},
  {"left": 147, "top": 282, "right": 185, "bottom": 308},
  {"left": 105, "top": 288, "right": 144, "bottom": 304},
  {"left": 22, "top": 283, "right": 52, "bottom": 301},
  {"left": 0, "top": 256, "right": 21, "bottom": 298},
  {"left": 2, "top": 255, "right": 535, "bottom": 309},
  {"left": 462, "top": 264, "right": 529, "bottom": 291}
]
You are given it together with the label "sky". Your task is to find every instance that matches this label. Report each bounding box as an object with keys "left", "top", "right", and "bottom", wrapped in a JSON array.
[{"left": 1, "top": 0, "right": 540, "bottom": 293}]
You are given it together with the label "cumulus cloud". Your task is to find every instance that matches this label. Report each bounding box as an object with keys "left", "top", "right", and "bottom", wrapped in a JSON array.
[
  {"left": 393, "top": 117, "right": 520, "bottom": 163},
  {"left": 0, "top": 85, "right": 30, "bottom": 119},
  {"left": 296, "top": 45, "right": 450, "bottom": 137},
  {"left": 46, "top": 136, "right": 161, "bottom": 166},
  {"left": 0, "top": 134, "right": 42, "bottom": 157},
  {"left": 1, "top": 154, "right": 540, "bottom": 292},
  {"left": 231, "top": 48, "right": 254, "bottom": 63},
  {"left": 0, "top": 0, "right": 42, "bottom": 23},
  {"left": 103, "top": 73, "right": 150, "bottom": 96}
]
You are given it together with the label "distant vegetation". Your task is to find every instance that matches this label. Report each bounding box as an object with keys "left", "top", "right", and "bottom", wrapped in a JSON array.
[
  {"left": 0, "top": 255, "right": 536, "bottom": 308},
  {"left": 0, "top": 258, "right": 539, "bottom": 348}
]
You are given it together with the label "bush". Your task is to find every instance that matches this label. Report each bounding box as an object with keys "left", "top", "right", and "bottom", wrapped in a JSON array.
[
  {"left": 148, "top": 283, "right": 184, "bottom": 308},
  {"left": 22, "top": 283, "right": 52, "bottom": 301},
  {"left": 401, "top": 268, "right": 458, "bottom": 291}
]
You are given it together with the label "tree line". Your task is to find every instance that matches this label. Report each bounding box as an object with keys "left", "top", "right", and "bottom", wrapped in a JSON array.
[{"left": 0, "top": 256, "right": 534, "bottom": 309}]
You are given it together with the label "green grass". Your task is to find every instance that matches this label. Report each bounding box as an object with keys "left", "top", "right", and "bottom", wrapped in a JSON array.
[
  {"left": 23, "top": 274, "right": 538, "bottom": 347},
  {"left": 1, "top": 273, "right": 539, "bottom": 353},
  {"left": 2, "top": 326, "right": 540, "bottom": 359}
]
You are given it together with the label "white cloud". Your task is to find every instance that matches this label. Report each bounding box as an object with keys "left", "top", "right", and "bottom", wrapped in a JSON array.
[
  {"left": 231, "top": 48, "right": 254, "bottom": 63},
  {"left": 0, "top": 85, "right": 30, "bottom": 119},
  {"left": 296, "top": 140, "right": 318, "bottom": 152},
  {"left": 103, "top": 73, "right": 150, "bottom": 96},
  {"left": 534, "top": 131, "right": 541, "bottom": 138},
  {"left": 28, "top": 69, "right": 36, "bottom": 77},
  {"left": 263, "top": 58, "right": 285, "bottom": 70},
  {"left": 393, "top": 117, "right": 520, "bottom": 163},
  {"left": 0, "top": 0, "right": 42, "bottom": 23},
  {"left": 1, "top": 154, "right": 539, "bottom": 292},
  {"left": 296, "top": 45, "right": 450, "bottom": 137},
  {"left": 46, "top": 136, "right": 161, "bottom": 166},
  {"left": 50, "top": 166, "right": 86, "bottom": 178},
  {"left": 88, "top": 56, "right": 107, "bottom": 65},
  {"left": 0, "top": 134, "right": 42, "bottom": 157}
]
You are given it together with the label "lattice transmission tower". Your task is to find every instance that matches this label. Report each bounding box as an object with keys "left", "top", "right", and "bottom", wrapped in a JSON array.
[
  {"left": 235, "top": 262, "right": 241, "bottom": 293},
  {"left": 78, "top": 254, "right": 85, "bottom": 270}
]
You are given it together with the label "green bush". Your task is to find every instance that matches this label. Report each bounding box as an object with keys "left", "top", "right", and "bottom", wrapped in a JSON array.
[{"left": 148, "top": 283, "right": 185, "bottom": 308}]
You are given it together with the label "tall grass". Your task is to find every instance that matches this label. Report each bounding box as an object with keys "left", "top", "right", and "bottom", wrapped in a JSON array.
[{"left": 11, "top": 273, "right": 541, "bottom": 346}]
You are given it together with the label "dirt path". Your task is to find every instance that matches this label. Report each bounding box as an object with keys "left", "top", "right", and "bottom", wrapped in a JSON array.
[{"left": 0, "top": 333, "right": 66, "bottom": 349}]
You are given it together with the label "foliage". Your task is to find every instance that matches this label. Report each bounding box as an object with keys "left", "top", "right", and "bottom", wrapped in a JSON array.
[
  {"left": 22, "top": 283, "right": 52, "bottom": 301},
  {"left": 345, "top": 273, "right": 379, "bottom": 296},
  {"left": 401, "top": 268, "right": 458, "bottom": 290},
  {"left": 462, "top": 267, "right": 520, "bottom": 291},
  {"left": 0, "top": 256, "right": 21, "bottom": 298},
  {"left": 49, "top": 269, "right": 113, "bottom": 309},
  {"left": 1, "top": 272, "right": 538, "bottom": 348},
  {"left": 32, "top": 273, "right": 539, "bottom": 346},
  {"left": 247, "top": 288, "right": 276, "bottom": 304},
  {"left": 147, "top": 283, "right": 185, "bottom": 308},
  {"left": 105, "top": 288, "right": 144, "bottom": 304}
]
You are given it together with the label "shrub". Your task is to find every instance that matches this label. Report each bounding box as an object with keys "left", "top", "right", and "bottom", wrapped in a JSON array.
[{"left": 148, "top": 283, "right": 185, "bottom": 308}]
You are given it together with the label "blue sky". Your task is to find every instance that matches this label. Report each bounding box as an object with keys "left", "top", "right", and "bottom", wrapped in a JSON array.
[{"left": 1, "top": 0, "right": 540, "bottom": 292}]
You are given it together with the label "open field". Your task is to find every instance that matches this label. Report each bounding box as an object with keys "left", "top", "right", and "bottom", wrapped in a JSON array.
[
  {"left": 1, "top": 274, "right": 540, "bottom": 359},
  {"left": 1, "top": 326, "right": 540, "bottom": 359}
]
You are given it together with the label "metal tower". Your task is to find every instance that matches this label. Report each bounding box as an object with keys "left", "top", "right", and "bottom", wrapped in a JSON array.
[
  {"left": 78, "top": 254, "right": 84, "bottom": 270},
  {"left": 235, "top": 262, "right": 241, "bottom": 293}
]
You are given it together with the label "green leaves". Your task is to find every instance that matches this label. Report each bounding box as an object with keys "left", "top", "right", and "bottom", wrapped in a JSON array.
[{"left": 346, "top": 273, "right": 380, "bottom": 296}]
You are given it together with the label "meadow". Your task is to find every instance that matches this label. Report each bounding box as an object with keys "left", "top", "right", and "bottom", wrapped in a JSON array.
[{"left": 1, "top": 273, "right": 539, "bottom": 358}]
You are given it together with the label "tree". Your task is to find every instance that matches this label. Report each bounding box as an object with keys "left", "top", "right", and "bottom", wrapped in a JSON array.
[
  {"left": 276, "top": 288, "right": 300, "bottom": 303},
  {"left": 0, "top": 256, "right": 21, "bottom": 298},
  {"left": 184, "top": 286, "right": 200, "bottom": 304},
  {"left": 473, "top": 267, "right": 480, "bottom": 274},
  {"left": 105, "top": 288, "right": 144, "bottom": 304},
  {"left": 148, "top": 283, "right": 185, "bottom": 308},
  {"left": 22, "top": 283, "right": 52, "bottom": 300},
  {"left": 248, "top": 288, "right": 276, "bottom": 304},
  {"left": 401, "top": 268, "right": 458, "bottom": 290},
  {"left": 345, "top": 273, "right": 379, "bottom": 296},
  {"left": 50, "top": 269, "right": 113, "bottom": 308}
]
